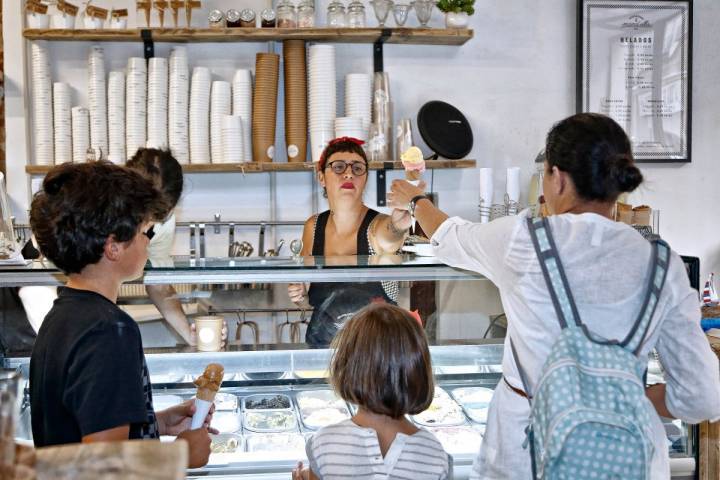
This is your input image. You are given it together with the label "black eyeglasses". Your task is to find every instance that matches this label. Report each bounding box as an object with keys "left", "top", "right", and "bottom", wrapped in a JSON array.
[
  {"left": 143, "top": 225, "right": 155, "bottom": 240},
  {"left": 326, "top": 160, "right": 368, "bottom": 176}
]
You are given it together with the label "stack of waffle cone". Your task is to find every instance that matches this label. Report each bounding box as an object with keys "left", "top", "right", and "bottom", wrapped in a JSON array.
[
  {"left": 252, "top": 53, "right": 280, "bottom": 162},
  {"left": 283, "top": 40, "right": 308, "bottom": 163}
]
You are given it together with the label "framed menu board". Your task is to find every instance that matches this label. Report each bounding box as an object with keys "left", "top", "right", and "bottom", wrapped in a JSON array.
[{"left": 577, "top": 0, "right": 692, "bottom": 162}]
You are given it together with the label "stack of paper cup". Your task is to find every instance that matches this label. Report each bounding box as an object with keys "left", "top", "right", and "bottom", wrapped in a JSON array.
[
  {"left": 221, "top": 115, "right": 244, "bottom": 164},
  {"left": 232, "top": 69, "right": 253, "bottom": 162},
  {"left": 283, "top": 40, "right": 308, "bottom": 163},
  {"left": 189, "top": 67, "right": 211, "bottom": 164},
  {"left": 126, "top": 57, "right": 147, "bottom": 160},
  {"left": 53, "top": 82, "right": 72, "bottom": 164},
  {"left": 335, "top": 116, "right": 365, "bottom": 141},
  {"left": 88, "top": 46, "right": 108, "bottom": 160},
  {"left": 169, "top": 47, "right": 190, "bottom": 164},
  {"left": 31, "top": 41, "right": 54, "bottom": 166},
  {"left": 308, "top": 45, "right": 336, "bottom": 162},
  {"left": 147, "top": 57, "right": 169, "bottom": 150},
  {"left": 252, "top": 53, "right": 280, "bottom": 162},
  {"left": 71, "top": 106, "right": 90, "bottom": 164},
  {"left": 345, "top": 73, "right": 371, "bottom": 138},
  {"left": 107, "top": 71, "right": 126, "bottom": 164},
  {"left": 210, "top": 81, "right": 231, "bottom": 163}
]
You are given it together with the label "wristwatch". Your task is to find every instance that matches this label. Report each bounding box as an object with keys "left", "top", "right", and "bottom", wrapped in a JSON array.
[{"left": 409, "top": 194, "right": 429, "bottom": 217}]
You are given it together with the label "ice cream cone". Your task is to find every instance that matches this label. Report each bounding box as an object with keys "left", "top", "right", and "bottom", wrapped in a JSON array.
[
  {"left": 405, "top": 169, "right": 422, "bottom": 182},
  {"left": 191, "top": 363, "right": 225, "bottom": 429},
  {"left": 196, "top": 387, "right": 217, "bottom": 402}
]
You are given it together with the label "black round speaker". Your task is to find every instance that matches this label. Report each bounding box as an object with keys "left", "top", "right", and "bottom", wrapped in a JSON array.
[{"left": 417, "top": 101, "right": 473, "bottom": 159}]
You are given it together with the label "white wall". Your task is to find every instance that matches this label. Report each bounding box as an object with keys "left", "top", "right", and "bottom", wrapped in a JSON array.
[{"left": 4, "top": 0, "right": 720, "bottom": 279}]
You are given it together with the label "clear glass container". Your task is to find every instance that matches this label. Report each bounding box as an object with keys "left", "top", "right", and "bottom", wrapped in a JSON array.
[
  {"left": 411, "top": 0, "right": 433, "bottom": 27},
  {"left": 240, "top": 9, "right": 257, "bottom": 27},
  {"left": 276, "top": 0, "right": 297, "bottom": 27},
  {"left": 326, "top": 0, "right": 346, "bottom": 27},
  {"left": 392, "top": 3, "right": 411, "bottom": 26},
  {"left": 370, "top": 0, "right": 393, "bottom": 27},
  {"left": 346, "top": 0, "right": 366, "bottom": 28},
  {"left": 297, "top": 0, "right": 315, "bottom": 27},
  {"left": 208, "top": 9, "right": 225, "bottom": 28},
  {"left": 261, "top": 8, "right": 277, "bottom": 27}
]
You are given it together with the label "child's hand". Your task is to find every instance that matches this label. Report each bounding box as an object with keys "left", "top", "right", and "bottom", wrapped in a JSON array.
[
  {"left": 177, "top": 428, "right": 212, "bottom": 468},
  {"left": 158, "top": 399, "right": 218, "bottom": 436},
  {"left": 292, "top": 461, "right": 311, "bottom": 480}
]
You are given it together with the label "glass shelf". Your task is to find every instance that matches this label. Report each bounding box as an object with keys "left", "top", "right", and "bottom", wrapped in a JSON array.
[{"left": 0, "top": 255, "right": 486, "bottom": 286}]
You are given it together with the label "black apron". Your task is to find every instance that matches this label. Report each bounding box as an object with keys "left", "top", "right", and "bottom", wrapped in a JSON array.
[{"left": 306, "top": 209, "right": 395, "bottom": 347}]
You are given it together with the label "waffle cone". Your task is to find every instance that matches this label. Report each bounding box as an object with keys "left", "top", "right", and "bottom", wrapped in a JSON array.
[
  {"left": 196, "top": 387, "right": 217, "bottom": 402},
  {"left": 405, "top": 170, "right": 422, "bottom": 181}
]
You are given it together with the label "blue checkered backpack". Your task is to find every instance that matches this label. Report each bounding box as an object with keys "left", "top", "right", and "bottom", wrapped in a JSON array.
[{"left": 512, "top": 217, "right": 671, "bottom": 479}]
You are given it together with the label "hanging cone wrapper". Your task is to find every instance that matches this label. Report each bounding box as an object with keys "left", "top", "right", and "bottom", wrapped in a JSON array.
[{"left": 191, "top": 363, "right": 224, "bottom": 429}]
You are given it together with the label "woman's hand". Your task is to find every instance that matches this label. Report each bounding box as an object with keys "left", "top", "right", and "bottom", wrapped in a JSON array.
[
  {"left": 288, "top": 283, "right": 308, "bottom": 304},
  {"left": 176, "top": 428, "right": 212, "bottom": 469},
  {"left": 387, "top": 180, "right": 426, "bottom": 210},
  {"left": 390, "top": 208, "right": 412, "bottom": 232},
  {"left": 190, "top": 320, "right": 229, "bottom": 348},
  {"left": 157, "top": 399, "right": 218, "bottom": 436}
]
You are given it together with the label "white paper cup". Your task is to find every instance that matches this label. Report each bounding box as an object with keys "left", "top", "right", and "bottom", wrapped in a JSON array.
[
  {"left": 195, "top": 316, "right": 223, "bottom": 352},
  {"left": 27, "top": 13, "right": 50, "bottom": 29}
]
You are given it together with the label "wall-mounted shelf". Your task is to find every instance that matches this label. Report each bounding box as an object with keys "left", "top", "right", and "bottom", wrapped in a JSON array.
[
  {"left": 25, "top": 159, "right": 476, "bottom": 175},
  {"left": 23, "top": 28, "right": 473, "bottom": 46}
]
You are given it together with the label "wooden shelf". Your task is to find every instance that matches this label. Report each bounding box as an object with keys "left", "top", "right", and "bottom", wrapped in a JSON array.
[
  {"left": 23, "top": 28, "right": 473, "bottom": 46},
  {"left": 26, "top": 159, "right": 476, "bottom": 175}
]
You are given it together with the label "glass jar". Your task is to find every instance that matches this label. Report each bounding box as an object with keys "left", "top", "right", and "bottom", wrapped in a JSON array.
[
  {"left": 297, "top": 0, "right": 315, "bottom": 27},
  {"left": 326, "top": 0, "right": 346, "bottom": 27},
  {"left": 240, "top": 9, "right": 256, "bottom": 27},
  {"left": 208, "top": 9, "right": 225, "bottom": 28},
  {"left": 276, "top": 0, "right": 297, "bottom": 28},
  {"left": 226, "top": 9, "right": 242, "bottom": 27},
  {"left": 261, "top": 8, "right": 277, "bottom": 27},
  {"left": 346, "top": 0, "right": 366, "bottom": 27}
]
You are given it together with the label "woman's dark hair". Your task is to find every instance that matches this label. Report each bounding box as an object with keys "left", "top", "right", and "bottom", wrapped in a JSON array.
[
  {"left": 317, "top": 137, "right": 368, "bottom": 172},
  {"left": 545, "top": 113, "right": 643, "bottom": 202},
  {"left": 330, "top": 303, "right": 434, "bottom": 419},
  {"left": 30, "top": 161, "right": 168, "bottom": 275},
  {"left": 127, "top": 148, "right": 184, "bottom": 218}
]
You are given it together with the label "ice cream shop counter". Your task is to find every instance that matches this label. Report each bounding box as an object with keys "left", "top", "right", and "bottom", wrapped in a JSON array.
[{"left": 3, "top": 344, "right": 699, "bottom": 479}]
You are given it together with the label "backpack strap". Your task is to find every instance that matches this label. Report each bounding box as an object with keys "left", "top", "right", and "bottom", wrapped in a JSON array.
[
  {"left": 526, "top": 217, "right": 582, "bottom": 329},
  {"left": 621, "top": 238, "right": 671, "bottom": 355}
]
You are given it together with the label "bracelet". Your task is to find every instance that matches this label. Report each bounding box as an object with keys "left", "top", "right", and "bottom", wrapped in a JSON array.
[
  {"left": 409, "top": 194, "right": 429, "bottom": 217},
  {"left": 388, "top": 217, "right": 409, "bottom": 236}
]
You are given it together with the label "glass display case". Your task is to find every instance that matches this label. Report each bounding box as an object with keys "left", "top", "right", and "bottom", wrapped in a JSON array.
[{"left": 0, "top": 255, "right": 698, "bottom": 479}]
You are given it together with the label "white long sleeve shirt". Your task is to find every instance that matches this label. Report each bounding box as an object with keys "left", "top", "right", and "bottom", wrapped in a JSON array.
[{"left": 430, "top": 211, "right": 720, "bottom": 479}]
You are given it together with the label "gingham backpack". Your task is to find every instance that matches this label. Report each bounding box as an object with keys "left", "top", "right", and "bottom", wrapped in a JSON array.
[{"left": 512, "top": 216, "right": 670, "bottom": 479}]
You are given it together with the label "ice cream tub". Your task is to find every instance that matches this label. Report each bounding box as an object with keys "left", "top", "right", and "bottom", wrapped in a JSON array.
[
  {"left": 211, "top": 411, "right": 242, "bottom": 434},
  {"left": 242, "top": 394, "right": 292, "bottom": 411},
  {"left": 245, "top": 432, "right": 306, "bottom": 454},
  {"left": 299, "top": 406, "right": 351, "bottom": 430},
  {"left": 451, "top": 387, "right": 494, "bottom": 424},
  {"left": 243, "top": 410, "right": 297, "bottom": 433},
  {"left": 411, "top": 387, "right": 466, "bottom": 427}
]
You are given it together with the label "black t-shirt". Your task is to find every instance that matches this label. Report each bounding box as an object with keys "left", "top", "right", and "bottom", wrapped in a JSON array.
[{"left": 30, "top": 287, "right": 159, "bottom": 447}]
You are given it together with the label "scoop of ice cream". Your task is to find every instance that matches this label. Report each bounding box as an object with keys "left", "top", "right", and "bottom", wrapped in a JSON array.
[
  {"left": 194, "top": 363, "right": 225, "bottom": 391},
  {"left": 401, "top": 146, "right": 425, "bottom": 172}
]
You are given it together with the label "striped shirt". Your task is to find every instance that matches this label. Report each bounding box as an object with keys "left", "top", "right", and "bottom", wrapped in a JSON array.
[{"left": 306, "top": 419, "right": 452, "bottom": 480}]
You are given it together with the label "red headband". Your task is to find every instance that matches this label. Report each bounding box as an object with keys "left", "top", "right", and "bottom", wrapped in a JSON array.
[{"left": 318, "top": 137, "right": 366, "bottom": 171}]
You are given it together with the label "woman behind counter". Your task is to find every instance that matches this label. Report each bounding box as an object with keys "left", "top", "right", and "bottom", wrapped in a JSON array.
[
  {"left": 388, "top": 113, "right": 720, "bottom": 479},
  {"left": 288, "top": 137, "right": 412, "bottom": 347}
]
